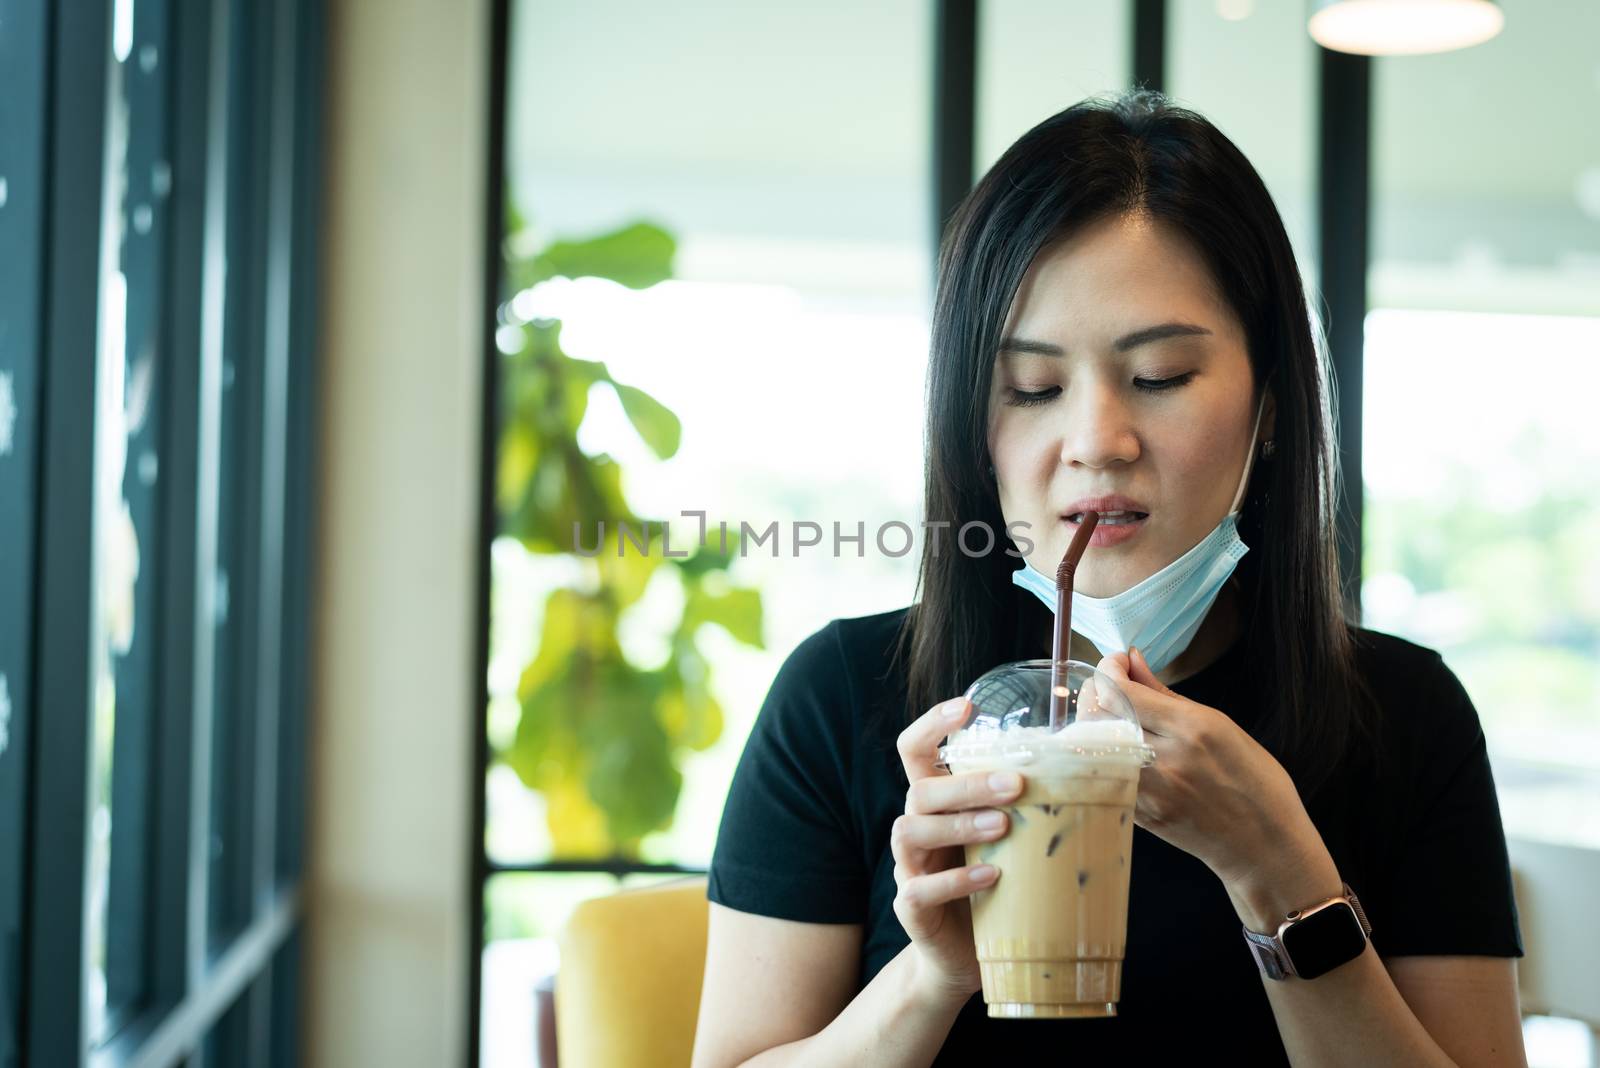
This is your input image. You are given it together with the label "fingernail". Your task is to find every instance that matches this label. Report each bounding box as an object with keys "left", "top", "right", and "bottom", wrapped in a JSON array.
[
  {"left": 970, "top": 865, "right": 997, "bottom": 882},
  {"left": 988, "top": 772, "right": 1021, "bottom": 794},
  {"left": 944, "top": 699, "right": 969, "bottom": 721},
  {"left": 975, "top": 811, "right": 1004, "bottom": 831}
]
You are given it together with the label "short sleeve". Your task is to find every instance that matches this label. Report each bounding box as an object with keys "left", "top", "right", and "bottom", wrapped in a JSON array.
[
  {"left": 1371, "top": 653, "right": 1524, "bottom": 959},
  {"left": 707, "top": 620, "right": 868, "bottom": 924}
]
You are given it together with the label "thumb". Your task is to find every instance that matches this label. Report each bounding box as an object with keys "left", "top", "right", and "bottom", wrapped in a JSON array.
[
  {"left": 1128, "top": 645, "right": 1177, "bottom": 696},
  {"left": 1096, "top": 651, "right": 1131, "bottom": 681}
]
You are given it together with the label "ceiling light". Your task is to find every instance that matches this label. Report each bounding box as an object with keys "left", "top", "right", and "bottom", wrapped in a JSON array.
[{"left": 1309, "top": 0, "right": 1503, "bottom": 56}]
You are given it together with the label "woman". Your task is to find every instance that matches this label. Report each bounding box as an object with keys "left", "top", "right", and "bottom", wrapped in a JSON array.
[{"left": 692, "top": 90, "right": 1526, "bottom": 1067}]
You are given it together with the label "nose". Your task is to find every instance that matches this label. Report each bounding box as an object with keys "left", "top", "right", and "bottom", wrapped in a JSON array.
[{"left": 1057, "top": 377, "right": 1140, "bottom": 469}]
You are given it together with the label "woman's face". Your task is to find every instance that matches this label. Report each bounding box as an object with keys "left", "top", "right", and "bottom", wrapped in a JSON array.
[{"left": 987, "top": 212, "right": 1274, "bottom": 598}]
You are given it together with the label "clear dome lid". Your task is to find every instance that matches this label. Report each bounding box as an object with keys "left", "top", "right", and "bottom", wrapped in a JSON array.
[{"left": 935, "top": 658, "right": 1157, "bottom": 771}]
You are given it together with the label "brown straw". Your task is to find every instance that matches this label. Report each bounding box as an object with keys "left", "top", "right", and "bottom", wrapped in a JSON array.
[{"left": 1049, "top": 511, "right": 1099, "bottom": 727}]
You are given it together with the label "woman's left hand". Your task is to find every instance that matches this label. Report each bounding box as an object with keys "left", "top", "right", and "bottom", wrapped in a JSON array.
[{"left": 1094, "top": 646, "right": 1321, "bottom": 893}]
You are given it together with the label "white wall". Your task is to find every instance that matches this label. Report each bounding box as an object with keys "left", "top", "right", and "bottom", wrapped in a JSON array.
[{"left": 306, "top": 0, "right": 487, "bottom": 1063}]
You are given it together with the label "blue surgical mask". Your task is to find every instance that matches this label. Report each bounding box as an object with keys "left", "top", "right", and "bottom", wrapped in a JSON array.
[{"left": 1010, "top": 392, "right": 1268, "bottom": 675}]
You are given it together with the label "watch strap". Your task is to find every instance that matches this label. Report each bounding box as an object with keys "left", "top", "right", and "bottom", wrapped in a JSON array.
[
  {"left": 1243, "top": 925, "right": 1292, "bottom": 979},
  {"left": 1241, "top": 882, "right": 1371, "bottom": 981}
]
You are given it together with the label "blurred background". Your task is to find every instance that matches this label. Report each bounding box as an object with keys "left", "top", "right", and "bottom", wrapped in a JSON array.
[{"left": 1, "top": 0, "right": 1596, "bottom": 1066}]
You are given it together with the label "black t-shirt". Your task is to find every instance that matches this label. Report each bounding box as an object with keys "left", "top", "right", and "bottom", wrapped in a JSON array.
[{"left": 707, "top": 587, "right": 1524, "bottom": 1064}]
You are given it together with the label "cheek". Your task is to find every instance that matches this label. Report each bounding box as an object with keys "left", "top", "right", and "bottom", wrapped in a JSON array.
[
  {"left": 1159, "top": 420, "right": 1243, "bottom": 513},
  {"left": 989, "top": 423, "right": 1049, "bottom": 492}
]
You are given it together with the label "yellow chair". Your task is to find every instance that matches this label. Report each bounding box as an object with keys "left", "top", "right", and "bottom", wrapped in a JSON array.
[{"left": 555, "top": 875, "right": 710, "bottom": 1068}]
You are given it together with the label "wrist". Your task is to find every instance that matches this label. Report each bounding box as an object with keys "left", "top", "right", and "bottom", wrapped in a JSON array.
[
  {"left": 1225, "top": 838, "right": 1342, "bottom": 934},
  {"left": 906, "top": 947, "right": 979, "bottom": 1012}
]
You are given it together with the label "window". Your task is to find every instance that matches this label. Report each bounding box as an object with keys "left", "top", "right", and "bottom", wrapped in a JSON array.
[
  {"left": 475, "top": 4, "right": 1595, "bottom": 1064},
  {"left": 1166, "top": 0, "right": 1317, "bottom": 291},
  {"left": 86, "top": 0, "right": 176, "bottom": 1039},
  {"left": 479, "top": 1, "right": 935, "bottom": 1062},
  {"left": 10, "top": 0, "right": 322, "bottom": 1065},
  {"left": 1363, "top": 0, "right": 1600, "bottom": 843},
  {"left": 976, "top": 1, "right": 1129, "bottom": 177}
]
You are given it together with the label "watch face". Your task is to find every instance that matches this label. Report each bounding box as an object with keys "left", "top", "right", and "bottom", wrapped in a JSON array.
[{"left": 1281, "top": 902, "right": 1367, "bottom": 980}]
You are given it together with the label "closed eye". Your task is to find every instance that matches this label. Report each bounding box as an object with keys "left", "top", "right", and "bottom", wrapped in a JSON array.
[
  {"left": 1134, "top": 372, "right": 1196, "bottom": 393},
  {"left": 1003, "top": 372, "right": 1197, "bottom": 408}
]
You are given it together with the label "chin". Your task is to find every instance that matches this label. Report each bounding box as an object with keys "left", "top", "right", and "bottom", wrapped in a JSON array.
[{"left": 1074, "top": 560, "right": 1152, "bottom": 599}]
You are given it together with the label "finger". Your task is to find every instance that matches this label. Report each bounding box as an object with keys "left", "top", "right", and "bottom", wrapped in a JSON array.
[
  {"left": 896, "top": 863, "right": 999, "bottom": 911},
  {"left": 894, "top": 808, "right": 1009, "bottom": 853},
  {"left": 1097, "top": 651, "right": 1175, "bottom": 736},
  {"left": 1128, "top": 645, "right": 1179, "bottom": 697},
  {"left": 897, "top": 695, "right": 972, "bottom": 785},
  {"left": 1077, "top": 675, "right": 1114, "bottom": 721},
  {"left": 889, "top": 816, "right": 931, "bottom": 874},
  {"left": 1096, "top": 651, "right": 1130, "bottom": 676},
  {"left": 891, "top": 846, "right": 969, "bottom": 886},
  {"left": 906, "top": 768, "right": 1023, "bottom": 816}
]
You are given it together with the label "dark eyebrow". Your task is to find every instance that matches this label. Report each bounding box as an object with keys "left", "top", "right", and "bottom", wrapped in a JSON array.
[{"left": 998, "top": 322, "right": 1213, "bottom": 357}]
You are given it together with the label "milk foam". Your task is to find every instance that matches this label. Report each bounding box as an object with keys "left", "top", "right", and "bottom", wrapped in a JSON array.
[{"left": 941, "top": 719, "right": 1153, "bottom": 771}]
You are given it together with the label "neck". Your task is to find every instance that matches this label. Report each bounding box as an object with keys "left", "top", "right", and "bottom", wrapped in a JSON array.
[{"left": 1155, "top": 576, "right": 1243, "bottom": 686}]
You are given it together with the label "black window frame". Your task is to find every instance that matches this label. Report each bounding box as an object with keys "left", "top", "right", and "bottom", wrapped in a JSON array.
[
  {"left": 14, "top": 0, "right": 325, "bottom": 1064},
  {"left": 0, "top": 0, "right": 52, "bottom": 1062}
]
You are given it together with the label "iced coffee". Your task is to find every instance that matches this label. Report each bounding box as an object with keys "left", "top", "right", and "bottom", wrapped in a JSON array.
[{"left": 938, "top": 661, "right": 1155, "bottom": 1018}]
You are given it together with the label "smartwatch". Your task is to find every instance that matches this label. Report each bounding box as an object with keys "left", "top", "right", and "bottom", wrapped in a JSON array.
[{"left": 1241, "top": 882, "right": 1372, "bottom": 981}]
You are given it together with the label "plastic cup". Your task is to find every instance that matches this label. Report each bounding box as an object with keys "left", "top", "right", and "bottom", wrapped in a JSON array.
[{"left": 936, "top": 658, "right": 1156, "bottom": 1018}]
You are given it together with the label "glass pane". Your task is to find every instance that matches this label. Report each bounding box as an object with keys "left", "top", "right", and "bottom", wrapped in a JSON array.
[
  {"left": 481, "top": 872, "right": 621, "bottom": 1068},
  {"left": 199, "top": 980, "right": 252, "bottom": 1068},
  {"left": 1167, "top": 0, "right": 1317, "bottom": 292},
  {"left": 269, "top": 930, "right": 302, "bottom": 1068},
  {"left": 209, "top": 0, "right": 272, "bottom": 948},
  {"left": 489, "top": 0, "right": 932, "bottom": 877},
  {"left": 87, "top": 0, "right": 175, "bottom": 1042},
  {"left": 976, "top": 0, "right": 1130, "bottom": 177},
  {"left": 0, "top": 0, "right": 49, "bottom": 1059},
  {"left": 1364, "top": 3, "right": 1600, "bottom": 844}
]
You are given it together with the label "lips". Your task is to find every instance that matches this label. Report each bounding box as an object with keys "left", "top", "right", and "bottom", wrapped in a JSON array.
[
  {"left": 1065, "top": 510, "right": 1148, "bottom": 523},
  {"left": 1060, "top": 494, "right": 1151, "bottom": 523},
  {"left": 1062, "top": 511, "right": 1149, "bottom": 547}
]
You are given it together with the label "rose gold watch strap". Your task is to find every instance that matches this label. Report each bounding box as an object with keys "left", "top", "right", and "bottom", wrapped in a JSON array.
[
  {"left": 1243, "top": 929, "right": 1291, "bottom": 980},
  {"left": 1342, "top": 882, "right": 1373, "bottom": 936},
  {"left": 1242, "top": 882, "right": 1369, "bottom": 980}
]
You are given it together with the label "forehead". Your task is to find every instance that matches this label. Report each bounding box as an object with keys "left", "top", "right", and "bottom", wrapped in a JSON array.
[{"left": 1001, "top": 213, "right": 1234, "bottom": 340}]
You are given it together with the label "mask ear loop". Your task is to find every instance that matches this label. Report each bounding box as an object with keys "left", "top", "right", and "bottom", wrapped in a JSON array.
[{"left": 1228, "top": 389, "right": 1270, "bottom": 516}]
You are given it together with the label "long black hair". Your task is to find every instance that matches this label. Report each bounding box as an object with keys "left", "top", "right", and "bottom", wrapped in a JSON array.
[{"left": 890, "top": 88, "right": 1380, "bottom": 803}]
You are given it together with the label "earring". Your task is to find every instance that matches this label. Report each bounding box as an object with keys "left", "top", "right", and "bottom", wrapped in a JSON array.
[
  {"left": 1261, "top": 439, "right": 1276, "bottom": 459},
  {"left": 987, "top": 463, "right": 996, "bottom": 479}
]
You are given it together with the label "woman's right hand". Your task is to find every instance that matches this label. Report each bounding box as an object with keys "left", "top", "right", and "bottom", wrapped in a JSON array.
[{"left": 891, "top": 695, "right": 1024, "bottom": 1003}]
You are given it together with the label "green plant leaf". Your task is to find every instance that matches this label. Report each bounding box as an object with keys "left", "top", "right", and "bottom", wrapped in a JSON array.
[
  {"left": 504, "top": 450, "right": 638, "bottom": 555},
  {"left": 494, "top": 210, "right": 766, "bottom": 858},
  {"left": 594, "top": 522, "right": 663, "bottom": 609},
  {"left": 683, "top": 582, "right": 765, "bottom": 648},
  {"left": 518, "top": 589, "right": 593, "bottom": 698},
  {"left": 670, "top": 530, "right": 746, "bottom": 577},
  {"left": 504, "top": 195, "right": 530, "bottom": 238},
  {"left": 496, "top": 424, "right": 539, "bottom": 517},
  {"left": 659, "top": 685, "right": 724, "bottom": 752},
  {"left": 520, "top": 221, "right": 675, "bottom": 291},
  {"left": 544, "top": 767, "right": 614, "bottom": 858},
  {"left": 585, "top": 711, "right": 681, "bottom": 847},
  {"left": 612, "top": 382, "right": 681, "bottom": 460}
]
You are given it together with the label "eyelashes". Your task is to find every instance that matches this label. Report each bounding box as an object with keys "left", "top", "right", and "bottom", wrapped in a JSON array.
[
  {"left": 1003, "top": 372, "right": 1197, "bottom": 408},
  {"left": 1005, "top": 388, "right": 1057, "bottom": 408}
]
